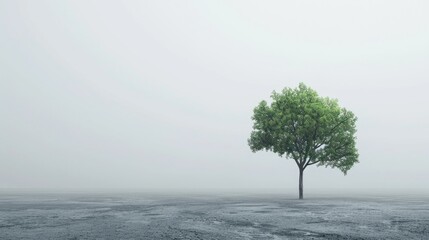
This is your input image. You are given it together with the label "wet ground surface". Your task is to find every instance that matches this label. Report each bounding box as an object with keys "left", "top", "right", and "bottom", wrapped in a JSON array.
[{"left": 0, "top": 193, "right": 428, "bottom": 239}]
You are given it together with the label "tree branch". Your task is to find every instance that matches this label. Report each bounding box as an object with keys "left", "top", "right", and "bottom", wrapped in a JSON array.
[
  {"left": 314, "top": 117, "right": 350, "bottom": 149},
  {"left": 290, "top": 120, "right": 306, "bottom": 165},
  {"left": 293, "top": 157, "right": 300, "bottom": 167},
  {"left": 304, "top": 160, "right": 321, "bottom": 169}
]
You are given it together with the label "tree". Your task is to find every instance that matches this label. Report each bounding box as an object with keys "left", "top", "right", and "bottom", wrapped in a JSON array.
[{"left": 248, "top": 83, "right": 358, "bottom": 199}]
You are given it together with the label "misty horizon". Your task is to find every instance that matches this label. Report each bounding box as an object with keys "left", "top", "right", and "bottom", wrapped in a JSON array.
[
  {"left": 1, "top": 0, "right": 428, "bottom": 193},
  {"left": 2, "top": 1, "right": 429, "bottom": 239}
]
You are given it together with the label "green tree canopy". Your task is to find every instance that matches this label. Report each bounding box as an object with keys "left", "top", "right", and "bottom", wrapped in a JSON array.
[{"left": 248, "top": 83, "right": 359, "bottom": 199}]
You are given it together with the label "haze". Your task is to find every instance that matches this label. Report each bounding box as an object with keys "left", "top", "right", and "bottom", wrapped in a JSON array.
[{"left": 1, "top": 0, "right": 428, "bottom": 193}]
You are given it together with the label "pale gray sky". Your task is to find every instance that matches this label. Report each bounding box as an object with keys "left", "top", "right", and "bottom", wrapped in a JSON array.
[{"left": 1, "top": 0, "right": 428, "bottom": 192}]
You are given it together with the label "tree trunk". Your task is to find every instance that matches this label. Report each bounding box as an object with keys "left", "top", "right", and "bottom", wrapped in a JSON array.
[{"left": 299, "top": 168, "right": 304, "bottom": 199}]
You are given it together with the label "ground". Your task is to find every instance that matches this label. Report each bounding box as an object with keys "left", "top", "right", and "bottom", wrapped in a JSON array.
[{"left": 0, "top": 192, "right": 428, "bottom": 239}]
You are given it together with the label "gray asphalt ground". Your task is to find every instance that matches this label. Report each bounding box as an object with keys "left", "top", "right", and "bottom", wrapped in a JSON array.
[{"left": 0, "top": 193, "right": 428, "bottom": 239}]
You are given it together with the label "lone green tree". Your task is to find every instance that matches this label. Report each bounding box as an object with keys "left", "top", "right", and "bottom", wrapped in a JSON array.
[{"left": 248, "top": 83, "right": 358, "bottom": 199}]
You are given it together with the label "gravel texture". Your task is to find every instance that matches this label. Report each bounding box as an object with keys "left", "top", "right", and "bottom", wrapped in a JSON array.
[{"left": 0, "top": 193, "right": 428, "bottom": 239}]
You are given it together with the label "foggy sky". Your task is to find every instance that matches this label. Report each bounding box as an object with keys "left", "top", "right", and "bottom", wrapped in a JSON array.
[{"left": 1, "top": 0, "right": 428, "bottom": 192}]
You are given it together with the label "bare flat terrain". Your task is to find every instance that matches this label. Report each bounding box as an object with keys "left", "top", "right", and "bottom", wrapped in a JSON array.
[{"left": 0, "top": 192, "right": 428, "bottom": 239}]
